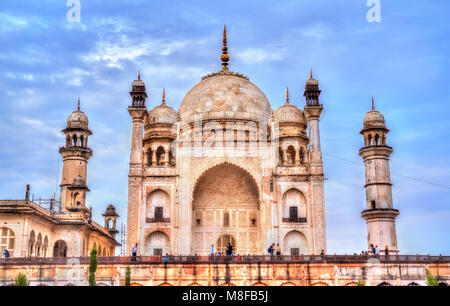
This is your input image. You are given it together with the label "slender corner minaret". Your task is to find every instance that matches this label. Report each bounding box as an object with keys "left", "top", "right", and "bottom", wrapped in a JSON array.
[
  {"left": 59, "top": 98, "right": 92, "bottom": 215},
  {"left": 360, "top": 98, "right": 399, "bottom": 254},
  {"left": 303, "top": 70, "right": 323, "bottom": 162},
  {"left": 303, "top": 71, "right": 327, "bottom": 254},
  {"left": 127, "top": 72, "right": 148, "bottom": 254},
  {"left": 128, "top": 71, "right": 148, "bottom": 165}
]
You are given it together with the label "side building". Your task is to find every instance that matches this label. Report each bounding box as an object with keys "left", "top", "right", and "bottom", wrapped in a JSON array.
[{"left": 0, "top": 101, "right": 119, "bottom": 258}]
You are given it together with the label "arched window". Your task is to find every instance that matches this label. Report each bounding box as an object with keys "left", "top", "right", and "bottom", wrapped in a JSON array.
[
  {"left": 286, "top": 146, "right": 296, "bottom": 165},
  {"left": 53, "top": 240, "right": 67, "bottom": 257},
  {"left": 36, "top": 233, "right": 42, "bottom": 257},
  {"left": 72, "top": 134, "right": 77, "bottom": 147},
  {"left": 28, "top": 230, "right": 36, "bottom": 257},
  {"left": 368, "top": 134, "right": 373, "bottom": 146},
  {"left": 0, "top": 227, "right": 15, "bottom": 258},
  {"left": 80, "top": 135, "right": 84, "bottom": 147},
  {"left": 156, "top": 146, "right": 165, "bottom": 166}
]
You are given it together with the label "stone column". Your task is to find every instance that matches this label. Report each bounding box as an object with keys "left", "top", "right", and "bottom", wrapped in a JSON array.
[
  {"left": 152, "top": 147, "right": 157, "bottom": 167},
  {"left": 164, "top": 147, "right": 170, "bottom": 166},
  {"left": 295, "top": 148, "right": 300, "bottom": 165}
]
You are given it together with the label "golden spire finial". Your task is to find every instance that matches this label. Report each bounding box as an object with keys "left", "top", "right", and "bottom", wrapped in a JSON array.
[
  {"left": 138, "top": 71, "right": 141, "bottom": 80},
  {"left": 221, "top": 25, "right": 230, "bottom": 71},
  {"left": 286, "top": 87, "right": 290, "bottom": 104},
  {"left": 77, "top": 97, "right": 80, "bottom": 111},
  {"left": 310, "top": 69, "right": 313, "bottom": 79},
  {"left": 162, "top": 88, "right": 166, "bottom": 105},
  {"left": 372, "top": 97, "right": 375, "bottom": 110}
]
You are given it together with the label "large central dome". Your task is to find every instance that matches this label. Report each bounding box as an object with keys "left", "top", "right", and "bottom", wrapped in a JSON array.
[
  {"left": 179, "top": 72, "right": 272, "bottom": 123},
  {"left": 178, "top": 25, "right": 272, "bottom": 123}
]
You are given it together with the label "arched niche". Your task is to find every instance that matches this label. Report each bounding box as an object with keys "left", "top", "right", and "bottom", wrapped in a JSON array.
[
  {"left": 146, "top": 190, "right": 170, "bottom": 220},
  {"left": 145, "top": 231, "right": 169, "bottom": 256},
  {"left": 283, "top": 230, "right": 308, "bottom": 255},
  {"left": 282, "top": 189, "right": 307, "bottom": 221}
]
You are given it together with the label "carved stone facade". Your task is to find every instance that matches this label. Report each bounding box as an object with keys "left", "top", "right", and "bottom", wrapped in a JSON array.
[{"left": 126, "top": 30, "right": 327, "bottom": 256}]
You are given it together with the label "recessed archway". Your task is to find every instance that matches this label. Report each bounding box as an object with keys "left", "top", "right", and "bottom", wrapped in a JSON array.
[{"left": 192, "top": 163, "right": 260, "bottom": 255}]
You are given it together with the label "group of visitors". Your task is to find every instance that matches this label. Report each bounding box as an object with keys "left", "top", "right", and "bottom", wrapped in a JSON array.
[
  {"left": 267, "top": 243, "right": 282, "bottom": 256},
  {"left": 361, "top": 244, "right": 390, "bottom": 256}
]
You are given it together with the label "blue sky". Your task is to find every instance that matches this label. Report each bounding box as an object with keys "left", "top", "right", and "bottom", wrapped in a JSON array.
[{"left": 0, "top": 0, "right": 449, "bottom": 254}]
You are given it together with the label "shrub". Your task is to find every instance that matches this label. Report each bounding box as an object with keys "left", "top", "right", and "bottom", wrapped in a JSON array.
[
  {"left": 14, "top": 273, "right": 28, "bottom": 286},
  {"left": 125, "top": 266, "right": 131, "bottom": 286},
  {"left": 425, "top": 268, "right": 439, "bottom": 286},
  {"left": 88, "top": 248, "right": 98, "bottom": 286}
]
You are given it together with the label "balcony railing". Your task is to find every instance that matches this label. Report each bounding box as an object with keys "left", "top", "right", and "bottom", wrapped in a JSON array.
[
  {"left": 1, "top": 255, "right": 449, "bottom": 266},
  {"left": 283, "top": 217, "right": 307, "bottom": 223},
  {"left": 146, "top": 217, "right": 170, "bottom": 223}
]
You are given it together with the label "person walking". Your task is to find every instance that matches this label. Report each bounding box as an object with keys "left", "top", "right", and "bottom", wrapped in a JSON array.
[
  {"left": 131, "top": 243, "right": 138, "bottom": 262},
  {"left": 370, "top": 244, "right": 376, "bottom": 255},
  {"left": 375, "top": 245, "right": 380, "bottom": 256},
  {"left": 384, "top": 245, "right": 389, "bottom": 256},
  {"left": 3, "top": 249, "right": 10, "bottom": 259}
]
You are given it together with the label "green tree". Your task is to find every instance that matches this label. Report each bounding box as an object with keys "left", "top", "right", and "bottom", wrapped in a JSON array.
[
  {"left": 356, "top": 277, "right": 365, "bottom": 286},
  {"left": 125, "top": 266, "right": 131, "bottom": 286},
  {"left": 425, "top": 268, "right": 439, "bottom": 286},
  {"left": 14, "top": 273, "right": 28, "bottom": 286},
  {"left": 88, "top": 248, "right": 98, "bottom": 286}
]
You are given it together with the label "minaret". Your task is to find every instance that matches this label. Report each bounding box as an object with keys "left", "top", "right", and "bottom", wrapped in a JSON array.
[
  {"left": 59, "top": 98, "right": 92, "bottom": 214},
  {"left": 303, "top": 70, "right": 323, "bottom": 161},
  {"left": 127, "top": 72, "right": 148, "bottom": 254},
  {"left": 360, "top": 98, "right": 399, "bottom": 254},
  {"left": 302, "top": 71, "right": 327, "bottom": 254},
  {"left": 128, "top": 71, "right": 148, "bottom": 165}
]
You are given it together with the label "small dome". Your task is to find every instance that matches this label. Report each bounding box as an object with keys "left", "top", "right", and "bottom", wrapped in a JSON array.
[
  {"left": 147, "top": 102, "right": 178, "bottom": 125},
  {"left": 72, "top": 175, "right": 86, "bottom": 187},
  {"left": 179, "top": 72, "right": 272, "bottom": 123},
  {"left": 67, "top": 110, "right": 89, "bottom": 129},
  {"left": 132, "top": 79, "right": 146, "bottom": 88},
  {"left": 363, "top": 109, "right": 386, "bottom": 129},
  {"left": 104, "top": 204, "right": 117, "bottom": 214},
  {"left": 273, "top": 103, "right": 307, "bottom": 125}
]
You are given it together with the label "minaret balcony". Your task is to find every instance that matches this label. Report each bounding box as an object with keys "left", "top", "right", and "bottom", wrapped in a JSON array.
[{"left": 361, "top": 208, "right": 400, "bottom": 220}]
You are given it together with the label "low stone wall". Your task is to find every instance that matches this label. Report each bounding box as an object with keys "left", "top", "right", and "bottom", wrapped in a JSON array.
[{"left": 1, "top": 257, "right": 449, "bottom": 286}]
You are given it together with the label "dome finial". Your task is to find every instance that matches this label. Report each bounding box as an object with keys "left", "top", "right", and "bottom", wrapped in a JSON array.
[
  {"left": 221, "top": 25, "right": 230, "bottom": 71},
  {"left": 162, "top": 88, "right": 166, "bottom": 105},
  {"left": 77, "top": 97, "right": 80, "bottom": 111},
  {"left": 286, "top": 86, "right": 290, "bottom": 104},
  {"left": 372, "top": 97, "right": 375, "bottom": 110},
  {"left": 310, "top": 69, "right": 313, "bottom": 79},
  {"left": 138, "top": 71, "right": 141, "bottom": 80}
]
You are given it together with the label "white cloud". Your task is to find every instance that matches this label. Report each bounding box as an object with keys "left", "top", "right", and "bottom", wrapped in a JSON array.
[
  {"left": 81, "top": 36, "right": 190, "bottom": 69},
  {"left": 236, "top": 47, "right": 285, "bottom": 64},
  {"left": 24, "top": 74, "right": 34, "bottom": 81}
]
